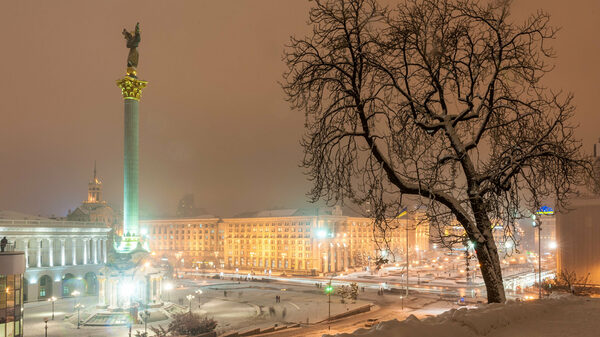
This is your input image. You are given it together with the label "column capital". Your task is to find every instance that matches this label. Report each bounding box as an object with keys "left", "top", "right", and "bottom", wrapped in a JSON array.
[{"left": 116, "top": 76, "right": 148, "bottom": 101}]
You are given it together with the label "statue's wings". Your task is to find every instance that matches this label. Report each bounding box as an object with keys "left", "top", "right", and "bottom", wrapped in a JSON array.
[{"left": 122, "top": 29, "right": 133, "bottom": 41}]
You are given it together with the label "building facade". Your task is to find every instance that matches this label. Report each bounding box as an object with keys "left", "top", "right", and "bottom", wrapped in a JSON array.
[
  {"left": 0, "top": 211, "right": 111, "bottom": 302},
  {"left": 140, "top": 216, "right": 222, "bottom": 269},
  {"left": 142, "top": 207, "right": 429, "bottom": 275},
  {"left": 534, "top": 212, "right": 557, "bottom": 255},
  {"left": 0, "top": 248, "right": 25, "bottom": 337},
  {"left": 556, "top": 197, "right": 600, "bottom": 286}
]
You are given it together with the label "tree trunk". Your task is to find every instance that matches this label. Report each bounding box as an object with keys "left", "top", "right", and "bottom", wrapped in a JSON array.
[{"left": 475, "top": 235, "right": 506, "bottom": 303}]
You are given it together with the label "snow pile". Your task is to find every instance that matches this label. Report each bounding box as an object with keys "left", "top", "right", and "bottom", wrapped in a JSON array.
[{"left": 325, "top": 295, "right": 600, "bottom": 337}]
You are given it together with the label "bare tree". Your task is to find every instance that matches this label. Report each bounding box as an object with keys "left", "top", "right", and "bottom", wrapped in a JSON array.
[{"left": 283, "top": 0, "right": 592, "bottom": 303}]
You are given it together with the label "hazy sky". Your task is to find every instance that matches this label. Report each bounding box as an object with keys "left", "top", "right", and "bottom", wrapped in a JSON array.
[{"left": 1, "top": 1, "right": 599, "bottom": 218}]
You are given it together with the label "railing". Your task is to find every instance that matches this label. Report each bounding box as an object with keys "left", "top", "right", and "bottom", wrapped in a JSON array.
[
  {"left": 0, "top": 219, "right": 106, "bottom": 227},
  {"left": 0, "top": 242, "right": 16, "bottom": 252}
]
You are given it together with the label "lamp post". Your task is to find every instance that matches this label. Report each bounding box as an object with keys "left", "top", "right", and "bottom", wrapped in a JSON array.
[
  {"left": 164, "top": 282, "right": 173, "bottom": 302},
  {"left": 71, "top": 290, "right": 80, "bottom": 311},
  {"left": 324, "top": 276, "right": 334, "bottom": 330},
  {"left": 195, "top": 289, "right": 203, "bottom": 309},
  {"left": 44, "top": 317, "right": 48, "bottom": 337},
  {"left": 74, "top": 303, "right": 84, "bottom": 329},
  {"left": 141, "top": 310, "right": 150, "bottom": 334},
  {"left": 186, "top": 294, "right": 195, "bottom": 313},
  {"left": 533, "top": 215, "right": 542, "bottom": 299},
  {"left": 48, "top": 296, "right": 57, "bottom": 320}
]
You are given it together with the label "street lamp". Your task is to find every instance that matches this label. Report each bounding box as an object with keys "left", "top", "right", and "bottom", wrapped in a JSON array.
[
  {"left": 48, "top": 296, "right": 57, "bottom": 320},
  {"left": 164, "top": 282, "right": 174, "bottom": 302},
  {"left": 533, "top": 215, "right": 542, "bottom": 299},
  {"left": 186, "top": 294, "right": 195, "bottom": 313},
  {"left": 74, "top": 303, "right": 84, "bottom": 329},
  {"left": 324, "top": 276, "right": 334, "bottom": 330},
  {"left": 71, "top": 290, "right": 80, "bottom": 311},
  {"left": 195, "top": 289, "right": 203, "bottom": 309},
  {"left": 141, "top": 310, "right": 150, "bottom": 334}
]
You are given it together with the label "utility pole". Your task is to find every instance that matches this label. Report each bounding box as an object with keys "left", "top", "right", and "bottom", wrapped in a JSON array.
[
  {"left": 532, "top": 215, "right": 543, "bottom": 299},
  {"left": 325, "top": 277, "right": 334, "bottom": 330},
  {"left": 406, "top": 215, "right": 409, "bottom": 297},
  {"left": 465, "top": 248, "right": 470, "bottom": 285},
  {"left": 537, "top": 218, "right": 542, "bottom": 299}
]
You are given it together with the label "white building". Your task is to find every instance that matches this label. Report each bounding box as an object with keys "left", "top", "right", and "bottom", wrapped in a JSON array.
[{"left": 0, "top": 211, "right": 111, "bottom": 302}]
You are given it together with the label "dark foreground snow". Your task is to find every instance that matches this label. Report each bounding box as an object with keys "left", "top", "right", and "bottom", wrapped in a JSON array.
[{"left": 325, "top": 295, "right": 600, "bottom": 337}]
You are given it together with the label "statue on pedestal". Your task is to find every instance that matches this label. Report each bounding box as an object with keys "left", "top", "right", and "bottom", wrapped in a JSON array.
[{"left": 122, "top": 23, "right": 141, "bottom": 73}]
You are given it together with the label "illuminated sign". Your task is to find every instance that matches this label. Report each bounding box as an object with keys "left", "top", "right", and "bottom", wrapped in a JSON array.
[{"left": 535, "top": 206, "right": 554, "bottom": 215}]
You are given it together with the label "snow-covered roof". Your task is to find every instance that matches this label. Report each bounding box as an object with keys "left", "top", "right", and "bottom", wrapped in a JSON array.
[{"left": 0, "top": 210, "right": 50, "bottom": 221}]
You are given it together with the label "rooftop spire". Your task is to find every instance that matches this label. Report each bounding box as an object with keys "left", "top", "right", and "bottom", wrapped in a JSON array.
[{"left": 94, "top": 160, "right": 97, "bottom": 180}]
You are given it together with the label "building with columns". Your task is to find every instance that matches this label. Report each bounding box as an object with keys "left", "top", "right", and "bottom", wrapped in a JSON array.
[
  {"left": 140, "top": 216, "right": 221, "bottom": 270},
  {"left": 0, "top": 211, "right": 111, "bottom": 302},
  {"left": 142, "top": 207, "right": 429, "bottom": 275}
]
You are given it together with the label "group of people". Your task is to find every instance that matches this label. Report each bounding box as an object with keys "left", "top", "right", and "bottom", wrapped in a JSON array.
[
  {"left": 264, "top": 306, "right": 287, "bottom": 319},
  {"left": 275, "top": 295, "right": 282, "bottom": 303}
]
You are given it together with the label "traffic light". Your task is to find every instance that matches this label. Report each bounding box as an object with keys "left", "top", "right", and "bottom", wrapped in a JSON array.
[{"left": 325, "top": 285, "right": 333, "bottom": 294}]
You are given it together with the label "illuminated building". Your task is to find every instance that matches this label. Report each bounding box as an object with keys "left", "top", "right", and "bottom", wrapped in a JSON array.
[
  {"left": 142, "top": 207, "right": 429, "bottom": 274},
  {"left": 557, "top": 198, "right": 600, "bottom": 286},
  {"left": 0, "top": 245, "right": 25, "bottom": 337},
  {"left": 140, "top": 216, "right": 222, "bottom": 269},
  {"left": 0, "top": 211, "right": 110, "bottom": 302},
  {"left": 431, "top": 219, "right": 523, "bottom": 253},
  {"left": 555, "top": 142, "right": 600, "bottom": 286},
  {"left": 533, "top": 207, "right": 556, "bottom": 255}
]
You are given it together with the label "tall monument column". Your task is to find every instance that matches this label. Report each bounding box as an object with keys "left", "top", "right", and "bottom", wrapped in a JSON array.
[{"left": 116, "top": 22, "right": 147, "bottom": 253}]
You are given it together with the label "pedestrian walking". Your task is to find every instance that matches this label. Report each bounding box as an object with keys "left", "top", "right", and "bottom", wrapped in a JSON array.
[
  {"left": 0, "top": 237, "right": 7, "bottom": 252},
  {"left": 224, "top": 290, "right": 227, "bottom": 297},
  {"left": 282, "top": 307, "right": 287, "bottom": 320}
]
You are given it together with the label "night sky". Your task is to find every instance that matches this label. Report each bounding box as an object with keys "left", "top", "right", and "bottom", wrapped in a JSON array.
[{"left": 1, "top": 1, "right": 599, "bottom": 218}]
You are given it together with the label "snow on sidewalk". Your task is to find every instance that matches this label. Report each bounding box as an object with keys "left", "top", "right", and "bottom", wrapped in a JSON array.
[{"left": 325, "top": 295, "right": 600, "bottom": 337}]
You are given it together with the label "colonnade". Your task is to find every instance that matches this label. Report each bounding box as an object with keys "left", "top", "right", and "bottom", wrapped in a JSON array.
[
  {"left": 319, "top": 243, "right": 354, "bottom": 273},
  {"left": 14, "top": 237, "right": 109, "bottom": 269}
]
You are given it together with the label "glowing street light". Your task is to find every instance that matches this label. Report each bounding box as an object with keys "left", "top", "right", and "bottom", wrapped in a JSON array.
[
  {"left": 48, "top": 296, "right": 57, "bottom": 320},
  {"left": 71, "top": 290, "right": 81, "bottom": 311},
  {"left": 164, "top": 281, "right": 174, "bottom": 302},
  {"left": 317, "top": 230, "right": 327, "bottom": 239},
  {"left": 195, "top": 289, "right": 203, "bottom": 308},
  {"left": 186, "top": 294, "right": 195, "bottom": 312}
]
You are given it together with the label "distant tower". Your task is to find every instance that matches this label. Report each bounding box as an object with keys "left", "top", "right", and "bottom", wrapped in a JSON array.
[{"left": 85, "top": 161, "right": 104, "bottom": 204}]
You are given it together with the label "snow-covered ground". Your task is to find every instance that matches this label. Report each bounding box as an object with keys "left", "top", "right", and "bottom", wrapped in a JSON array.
[{"left": 325, "top": 295, "right": 600, "bottom": 337}]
